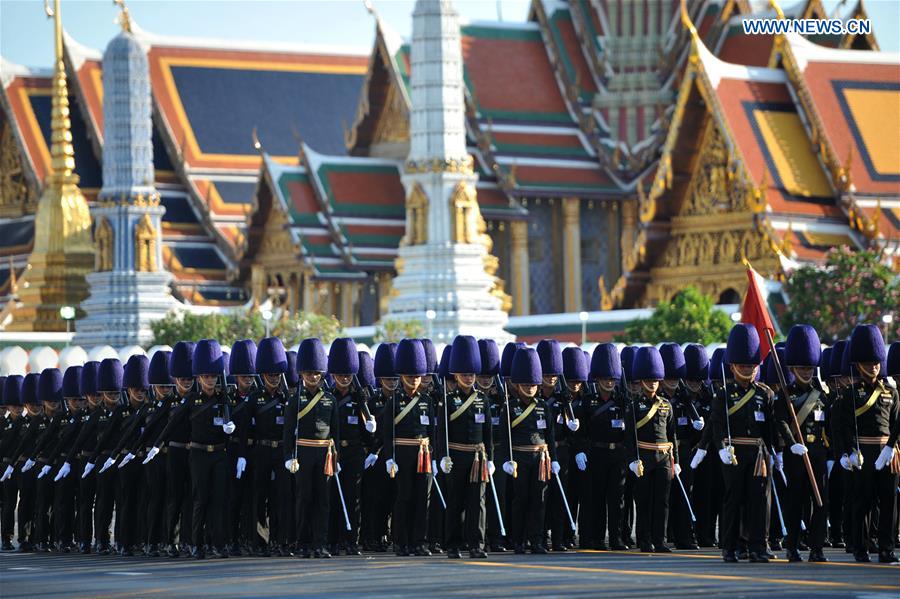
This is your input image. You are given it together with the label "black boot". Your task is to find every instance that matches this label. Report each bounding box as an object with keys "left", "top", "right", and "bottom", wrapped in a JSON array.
[
  {"left": 748, "top": 551, "right": 769, "bottom": 563},
  {"left": 807, "top": 548, "right": 827, "bottom": 562},
  {"left": 447, "top": 548, "right": 461, "bottom": 559},
  {"left": 722, "top": 549, "right": 738, "bottom": 563},
  {"left": 1, "top": 539, "right": 13, "bottom": 551},
  {"left": 878, "top": 550, "right": 898, "bottom": 563},
  {"left": 469, "top": 547, "right": 487, "bottom": 558},
  {"left": 854, "top": 550, "right": 871, "bottom": 562},
  {"left": 786, "top": 548, "right": 802, "bottom": 562},
  {"left": 414, "top": 544, "right": 432, "bottom": 557}
]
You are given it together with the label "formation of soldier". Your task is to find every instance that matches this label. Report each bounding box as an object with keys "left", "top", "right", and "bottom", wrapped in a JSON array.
[{"left": 0, "top": 323, "right": 897, "bottom": 563}]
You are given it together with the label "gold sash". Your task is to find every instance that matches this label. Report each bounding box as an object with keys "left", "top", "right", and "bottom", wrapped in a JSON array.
[
  {"left": 297, "top": 390, "right": 324, "bottom": 421},
  {"left": 635, "top": 399, "right": 661, "bottom": 430},
  {"left": 855, "top": 386, "right": 882, "bottom": 417},
  {"left": 727, "top": 388, "right": 756, "bottom": 416},
  {"left": 393, "top": 396, "right": 421, "bottom": 425},
  {"left": 510, "top": 402, "right": 536, "bottom": 429},
  {"left": 794, "top": 389, "right": 821, "bottom": 426},
  {"left": 449, "top": 392, "right": 478, "bottom": 422}
]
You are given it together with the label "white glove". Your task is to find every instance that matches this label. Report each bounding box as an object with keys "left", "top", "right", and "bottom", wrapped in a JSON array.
[
  {"left": 285, "top": 459, "right": 299, "bottom": 473},
  {"left": 118, "top": 453, "right": 135, "bottom": 469},
  {"left": 81, "top": 462, "right": 95, "bottom": 478},
  {"left": 488, "top": 461, "right": 496, "bottom": 476},
  {"left": 142, "top": 447, "right": 160, "bottom": 465},
  {"left": 364, "top": 418, "right": 377, "bottom": 433},
  {"left": 826, "top": 460, "right": 834, "bottom": 477},
  {"left": 790, "top": 443, "right": 809, "bottom": 456},
  {"left": 385, "top": 458, "right": 397, "bottom": 475},
  {"left": 440, "top": 456, "right": 452, "bottom": 474},
  {"left": 38, "top": 465, "right": 51, "bottom": 479},
  {"left": 692, "top": 417, "right": 705, "bottom": 431},
  {"left": 236, "top": 456, "right": 246, "bottom": 479},
  {"left": 874, "top": 445, "right": 895, "bottom": 471},
  {"left": 99, "top": 457, "right": 116, "bottom": 473},
  {"left": 718, "top": 447, "right": 734, "bottom": 465},
  {"left": 628, "top": 460, "right": 642, "bottom": 476},
  {"left": 848, "top": 451, "right": 862, "bottom": 469},
  {"left": 0, "top": 465, "right": 12, "bottom": 482},
  {"left": 54, "top": 462, "right": 71, "bottom": 482},
  {"left": 502, "top": 461, "right": 516, "bottom": 476},
  {"left": 431, "top": 459, "right": 438, "bottom": 474},
  {"left": 690, "top": 448, "right": 707, "bottom": 469},
  {"left": 336, "top": 462, "right": 342, "bottom": 474},
  {"left": 575, "top": 452, "right": 587, "bottom": 471},
  {"left": 840, "top": 454, "right": 852, "bottom": 471},
  {"left": 674, "top": 463, "right": 682, "bottom": 477},
  {"left": 566, "top": 418, "right": 580, "bottom": 432},
  {"left": 223, "top": 421, "right": 236, "bottom": 435},
  {"left": 774, "top": 452, "right": 784, "bottom": 471},
  {"left": 21, "top": 459, "right": 35, "bottom": 473},
  {"left": 551, "top": 460, "right": 561, "bottom": 475},
  {"left": 364, "top": 453, "right": 378, "bottom": 469}
]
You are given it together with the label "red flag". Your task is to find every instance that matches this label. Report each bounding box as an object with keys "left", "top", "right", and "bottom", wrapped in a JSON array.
[{"left": 741, "top": 266, "right": 775, "bottom": 362}]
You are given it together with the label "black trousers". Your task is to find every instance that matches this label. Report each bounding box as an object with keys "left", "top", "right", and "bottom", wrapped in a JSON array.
[
  {"left": 669, "top": 446, "right": 696, "bottom": 546},
  {"left": 190, "top": 448, "right": 227, "bottom": 549},
  {"left": 510, "top": 451, "right": 548, "bottom": 547},
  {"left": 622, "top": 472, "right": 635, "bottom": 543},
  {"left": 93, "top": 466, "right": 117, "bottom": 546},
  {"left": 117, "top": 458, "right": 145, "bottom": 549},
  {"left": 546, "top": 445, "right": 572, "bottom": 548},
  {"left": 329, "top": 444, "right": 365, "bottom": 547},
  {"left": 17, "top": 468, "right": 36, "bottom": 544},
  {"left": 486, "top": 446, "right": 509, "bottom": 546},
  {"left": 1, "top": 472, "right": 18, "bottom": 541},
  {"left": 827, "top": 463, "right": 845, "bottom": 543},
  {"left": 144, "top": 454, "right": 167, "bottom": 546},
  {"left": 165, "top": 446, "right": 192, "bottom": 547},
  {"left": 77, "top": 460, "right": 95, "bottom": 546},
  {"left": 850, "top": 445, "right": 899, "bottom": 553},
  {"left": 391, "top": 445, "right": 432, "bottom": 549},
  {"left": 692, "top": 452, "right": 723, "bottom": 546},
  {"left": 294, "top": 445, "right": 332, "bottom": 549},
  {"left": 721, "top": 446, "right": 768, "bottom": 552},
  {"left": 252, "top": 444, "right": 292, "bottom": 547},
  {"left": 428, "top": 470, "right": 446, "bottom": 546},
  {"left": 582, "top": 446, "right": 625, "bottom": 547},
  {"left": 53, "top": 464, "right": 78, "bottom": 546},
  {"left": 444, "top": 450, "right": 487, "bottom": 551},
  {"left": 784, "top": 449, "right": 828, "bottom": 551},
  {"left": 634, "top": 453, "right": 671, "bottom": 547},
  {"left": 225, "top": 442, "right": 250, "bottom": 547},
  {"left": 361, "top": 453, "right": 393, "bottom": 546}
]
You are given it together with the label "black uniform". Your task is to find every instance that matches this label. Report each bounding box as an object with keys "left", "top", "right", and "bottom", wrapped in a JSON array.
[
  {"left": 625, "top": 391, "right": 676, "bottom": 551},
  {"left": 0, "top": 414, "right": 27, "bottom": 547},
  {"left": 484, "top": 384, "right": 508, "bottom": 550},
  {"left": 29, "top": 409, "right": 65, "bottom": 550},
  {"left": 576, "top": 387, "right": 626, "bottom": 549},
  {"left": 283, "top": 384, "right": 339, "bottom": 555},
  {"left": 361, "top": 388, "right": 393, "bottom": 550},
  {"left": 162, "top": 390, "right": 193, "bottom": 554},
  {"left": 711, "top": 380, "right": 774, "bottom": 557},
  {"left": 380, "top": 388, "right": 434, "bottom": 554},
  {"left": 498, "top": 394, "right": 556, "bottom": 552},
  {"left": 436, "top": 386, "right": 493, "bottom": 554},
  {"left": 544, "top": 387, "right": 576, "bottom": 550},
  {"left": 248, "top": 386, "right": 292, "bottom": 553},
  {"left": 664, "top": 384, "right": 701, "bottom": 548},
  {"left": 11, "top": 411, "right": 49, "bottom": 549},
  {"left": 128, "top": 394, "right": 173, "bottom": 553},
  {"left": 225, "top": 387, "right": 252, "bottom": 554},
  {"left": 89, "top": 403, "right": 134, "bottom": 552},
  {"left": 154, "top": 388, "right": 237, "bottom": 555},
  {"left": 43, "top": 408, "right": 84, "bottom": 549},
  {"left": 329, "top": 385, "right": 370, "bottom": 553},
  {"left": 67, "top": 404, "right": 105, "bottom": 550},
  {"left": 833, "top": 377, "right": 899, "bottom": 559},
  {"left": 690, "top": 383, "right": 723, "bottom": 547}
]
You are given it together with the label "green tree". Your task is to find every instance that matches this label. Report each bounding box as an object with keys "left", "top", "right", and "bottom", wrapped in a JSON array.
[
  {"left": 616, "top": 286, "right": 733, "bottom": 345},
  {"left": 782, "top": 245, "right": 899, "bottom": 343},
  {"left": 374, "top": 318, "right": 425, "bottom": 343},
  {"left": 149, "top": 309, "right": 344, "bottom": 348}
]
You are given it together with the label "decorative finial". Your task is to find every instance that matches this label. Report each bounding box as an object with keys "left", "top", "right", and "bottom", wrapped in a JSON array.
[
  {"left": 251, "top": 126, "right": 263, "bottom": 155},
  {"left": 680, "top": 0, "right": 698, "bottom": 38},
  {"left": 769, "top": 0, "right": 785, "bottom": 19},
  {"left": 363, "top": 0, "right": 375, "bottom": 16},
  {"left": 114, "top": 0, "right": 132, "bottom": 33}
]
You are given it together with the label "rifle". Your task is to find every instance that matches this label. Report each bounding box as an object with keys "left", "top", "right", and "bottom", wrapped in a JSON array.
[
  {"left": 556, "top": 374, "right": 577, "bottom": 424},
  {"left": 350, "top": 374, "right": 375, "bottom": 422},
  {"left": 764, "top": 330, "right": 822, "bottom": 507}
]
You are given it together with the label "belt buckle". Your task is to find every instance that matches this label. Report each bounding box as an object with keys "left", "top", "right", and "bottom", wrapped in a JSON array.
[
  {"left": 341, "top": 440, "right": 348, "bottom": 447},
  {"left": 206, "top": 444, "right": 214, "bottom": 453},
  {"left": 806, "top": 434, "right": 816, "bottom": 444}
]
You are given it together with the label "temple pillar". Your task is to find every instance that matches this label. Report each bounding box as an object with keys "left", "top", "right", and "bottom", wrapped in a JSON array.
[
  {"left": 340, "top": 282, "right": 356, "bottom": 326},
  {"left": 509, "top": 220, "right": 530, "bottom": 316},
  {"left": 562, "top": 197, "right": 582, "bottom": 312}
]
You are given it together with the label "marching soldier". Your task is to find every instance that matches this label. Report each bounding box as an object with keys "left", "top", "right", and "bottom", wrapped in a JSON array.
[
  {"left": 437, "top": 335, "right": 492, "bottom": 559},
  {"left": 6, "top": 373, "right": 42, "bottom": 552},
  {"left": 424, "top": 339, "right": 446, "bottom": 555},
  {"left": 380, "top": 339, "right": 434, "bottom": 557},
  {"left": 577, "top": 343, "right": 627, "bottom": 550},
  {"left": 537, "top": 340, "right": 569, "bottom": 551},
  {"left": 24, "top": 369, "right": 63, "bottom": 552},
  {"left": 834, "top": 325, "right": 899, "bottom": 563},
  {"left": 659, "top": 343, "right": 703, "bottom": 550},
  {"left": 162, "top": 342, "right": 195, "bottom": 557},
  {"left": 776, "top": 325, "right": 830, "bottom": 562},
  {"left": 499, "top": 347, "right": 558, "bottom": 554},
  {"left": 619, "top": 346, "right": 639, "bottom": 547},
  {"left": 477, "top": 339, "right": 507, "bottom": 553},
  {"left": 249, "top": 337, "right": 292, "bottom": 556},
  {"left": 146, "top": 339, "right": 238, "bottom": 559},
  {"left": 552, "top": 346, "right": 584, "bottom": 551},
  {"left": 361, "top": 343, "right": 396, "bottom": 552},
  {"left": 713, "top": 324, "right": 775, "bottom": 563},
  {"left": 283, "top": 337, "right": 339, "bottom": 559},
  {"left": 48, "top": 367, "right": 85, "bottom": 552},
  {"left": 828, "top": 340, "right": 853, "bottom": 553},
  {"left": 226, "top": 340, "right": 255, "bottom": 556},
  {"left": 625, "top": 347, "right": 676, "bottom": 553},
  {"left": 0, "top": 376, "right": 24, "bottom": 551},
  {"left": 327, "top": 338, "right": 376, "bottom": 556}
]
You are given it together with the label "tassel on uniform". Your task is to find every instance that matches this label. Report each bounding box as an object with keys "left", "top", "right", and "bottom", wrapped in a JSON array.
[
  {"left": 753, "top": 443, "right": 768, "bottom": 478},
  {"left": 538, "top": 451, "right": 552, "bottom": 482},
  {"left": 416, "top": 445, "right": 425, "bottom": 473},
  {"left": 890, "top": 447, "right": 900, "bottom": 475},
  {"left": 323, "top": 445, "right": 335, "bottom": 477}
]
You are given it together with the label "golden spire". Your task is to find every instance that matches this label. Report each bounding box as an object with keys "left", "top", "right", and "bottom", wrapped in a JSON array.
[
  {"left": 114, "top": 0, "right": 132, "bottom": 33},
  {"left": 769, "top": 0, "right": 786, "bottom": 19},
  {"left": 680, "top": 0, "right": 698, "bottom": 38},
  {"left": 6, "top": 0, "right": 94, "bottom": 331}
]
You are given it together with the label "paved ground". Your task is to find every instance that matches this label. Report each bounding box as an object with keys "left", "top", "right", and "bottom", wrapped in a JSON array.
[{"left": 2, "top": 547, "right": 898, "bottom": 598}]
